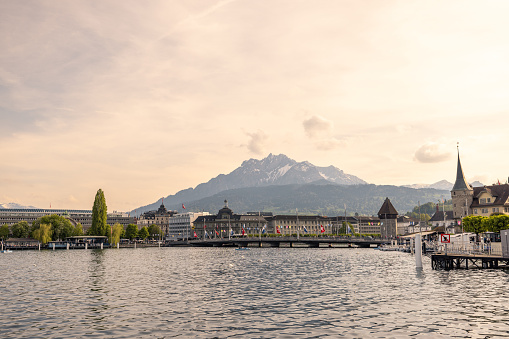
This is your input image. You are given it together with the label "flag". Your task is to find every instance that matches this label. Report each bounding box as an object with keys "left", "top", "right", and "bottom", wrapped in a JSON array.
[
  {"left": 230, "top": 229, "right": 234, "bottom": 236},
  {"left": 262, "top": 224, "right": 267, "bottom": 234},
  {"left": 242, "top": 227, "right": 245, "bottom": 236},
  {"left": 276, "top": 226, "right": 281, "bottom": 234},
  {"left": 303, "top": 226, "right": 308, "bottom": 233},
  {"left": 193, "top": 231, "right": 198, "bottom": 238},
  {"left": 320, "top": 224, "right": 325, "bottom": 233},
  {"left": 204, "top": 230, "right": 209, "bottom": 238},
  {"left": 215, "top": 230, "right": 220, "bottom": 236},
  {"left": 182, "top": 203, "right": 186, "bottom": 209}
]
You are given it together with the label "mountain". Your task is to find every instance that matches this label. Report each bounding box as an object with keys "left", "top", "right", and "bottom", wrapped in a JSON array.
[
  {"left": 133, "top": 154, "right": 366, "bottom": 215},
  {"left": 403, "top": 180, "right": 453, "bottom": 191},
  {"left": 155, "top": 183, "right": 450, "bottom": 217},
  {"left": 0, "top": 203, "right": 38, "bottom": 209}
]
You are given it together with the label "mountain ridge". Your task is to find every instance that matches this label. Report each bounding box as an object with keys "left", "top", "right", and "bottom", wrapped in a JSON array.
[{"left": 133, "top": 153, "right": 367, "bottom": 214}]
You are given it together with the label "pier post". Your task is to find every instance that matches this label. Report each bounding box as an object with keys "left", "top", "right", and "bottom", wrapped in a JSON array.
[
  {"left": 85, "top": 243, "right": 88, "bottom": 250},
  {"left": 415, "top": 234, "right": 423, "bottom": 268},
  {"left": 100, "top": 243, "right": 103, "bottom": 250},
  {"left": 66, "top": 243, "right": 69, "bottom": 250},
  {"left": 52, "top": 243, "right": 55, "bottom": 251}
]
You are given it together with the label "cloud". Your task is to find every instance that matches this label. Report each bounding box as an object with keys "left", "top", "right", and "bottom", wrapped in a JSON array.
[
  {"left": 303, "top": 115, "right": 333, "bottom": 138},
  {"left": 246, "top": 130, "right": 268, "bottom": 155},
  {"left": 414, "top": 142, "right": 452, "bottom": 163},
  {"left": 302, "top": 115, "right": 344, "bottom": 151}
]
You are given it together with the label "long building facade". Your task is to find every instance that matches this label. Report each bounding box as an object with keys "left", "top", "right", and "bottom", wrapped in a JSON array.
[{"left": 0, "top": 209, "right": 134, "bottom": 232}]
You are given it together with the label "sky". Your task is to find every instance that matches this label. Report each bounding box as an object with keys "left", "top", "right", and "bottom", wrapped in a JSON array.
[{"left": 2, "top": 0, "right": 509, "bottom": 211}]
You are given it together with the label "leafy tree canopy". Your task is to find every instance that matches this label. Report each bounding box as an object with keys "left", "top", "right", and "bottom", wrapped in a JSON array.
[
  {"left": 110, "top": 223, "right": 123, "bottom": 246},
  {"left": 12, "top": 221, "right": 30, "bottom": 238},
  {"left": 0, "top": 224, "right": 9, "bottom": 240},
  {"left": 462, "top": 215, "right": 487, "bottom": 235},
  {"left": 73, "top": 223, "right": 84, "bottom": 236},
  {"left": 33, "top": 223, "right": 53, "bottom": 244},
  {"left": 90, "top": 188, "right": 108, "bottom": 236},
  {"left": 482, "top": 214, "right": 509, "bottom": 233},
  {"left": 32, "top": 214, "right": 74, "bottom": 241},
  {"left": 148, "top": 224, "right": 161, "bottom": 237},
  {"left": 125, "top": 224, "right": 138, "bottom": 240},
  {"left": 138, "top": 226, "right": 149, "bottom": 240}
]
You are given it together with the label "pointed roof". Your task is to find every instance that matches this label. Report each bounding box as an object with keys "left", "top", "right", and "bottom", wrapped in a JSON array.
[
  {"left": 452, "top": 149, "right": 472, "bottom": 191},
  {"left": 378, "top": 197, "right": 398, "bottom": 218}
]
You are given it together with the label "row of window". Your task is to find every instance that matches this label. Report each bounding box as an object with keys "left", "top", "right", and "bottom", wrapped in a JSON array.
[{"left": 473, "top": 207, "right": 506, "bottom": 214}]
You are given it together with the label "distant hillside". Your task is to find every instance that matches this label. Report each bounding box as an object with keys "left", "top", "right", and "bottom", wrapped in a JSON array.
[
  {"left": 133, "top": 153, "right": 366, "bottom": 215},
  {"left": 155, "top": 183, "right": 450, "bottom": 217}
]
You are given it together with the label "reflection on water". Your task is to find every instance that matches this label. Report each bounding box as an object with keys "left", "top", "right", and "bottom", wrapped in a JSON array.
[{"left": 1, "top": 247, "right": 509, "bottom": 338}]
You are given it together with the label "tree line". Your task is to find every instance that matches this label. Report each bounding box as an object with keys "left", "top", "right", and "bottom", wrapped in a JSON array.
[{"left": 0, "top": 189, "right": 162, "bottom": 245}]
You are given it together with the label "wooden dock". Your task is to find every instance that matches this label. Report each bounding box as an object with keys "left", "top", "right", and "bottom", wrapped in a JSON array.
[{"left": 431, "top": 253, "right": 509, "bottom": 270}]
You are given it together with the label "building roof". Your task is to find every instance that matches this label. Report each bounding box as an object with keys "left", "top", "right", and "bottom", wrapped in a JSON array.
[
  {"left": 471, "top": 184, "right": 509, "bottom": 207},
  {"left": 377, "top": 198, "right": 398, "bottom": 217},
  {"left": 452, "top": 151, "right": 472, "bottom": 191},
  {"left": 429, "top": 210, "right": 454, "bottom": 222}
]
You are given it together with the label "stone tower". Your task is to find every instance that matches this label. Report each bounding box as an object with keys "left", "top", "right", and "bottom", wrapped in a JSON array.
[
  {"left": 451, "top": 148, "right": 473, "bottom": 220},
  {"left": 378, "top": 197, "right": 398, "bottom": 238}
]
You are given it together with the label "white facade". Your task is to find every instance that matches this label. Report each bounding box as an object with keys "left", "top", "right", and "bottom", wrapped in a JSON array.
[{"left": 168, "top": 212, "right": 210, "bottom": 240}]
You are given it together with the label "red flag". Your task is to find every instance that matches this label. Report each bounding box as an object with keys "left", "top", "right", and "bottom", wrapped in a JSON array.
[
  {"left": 276, "top": 226, "right": 281, "bottom": 234},
  {"left": 193, "top": 231, "right": 198, "bottom": 238},
  {"left": 182, "top": 203, "right": 186, "bottom": 209},
  {"left": 215, "top": 230, "right": 219, "bottom": 236},
  {"left": 242, "top": 227, "right": 245, "bottom": 236},
  {"left": 320, "top": 224, "right": 325, "bottom": 233}
]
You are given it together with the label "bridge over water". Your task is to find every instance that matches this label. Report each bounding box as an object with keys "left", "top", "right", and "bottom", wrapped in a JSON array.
[{"left": 167, "top": 236, "right": 387, "bottom": 248}]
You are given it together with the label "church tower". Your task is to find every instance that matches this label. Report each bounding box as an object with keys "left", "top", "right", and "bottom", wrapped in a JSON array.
[{"left": 451, "top": 147, "right": 473, "bottom": 220}]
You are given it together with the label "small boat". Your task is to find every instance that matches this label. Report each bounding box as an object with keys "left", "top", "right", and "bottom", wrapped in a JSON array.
[
  {"left": 1, "top": 249, "right": 13, "bottom": 253},
  {"left": 235, "top": 247, "right": 250, "bottom": 251}
]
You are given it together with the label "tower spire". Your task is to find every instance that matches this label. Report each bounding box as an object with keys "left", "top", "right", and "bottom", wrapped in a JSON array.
[{"left": 452, "top": 144, "right": 471, "bottom": 191}]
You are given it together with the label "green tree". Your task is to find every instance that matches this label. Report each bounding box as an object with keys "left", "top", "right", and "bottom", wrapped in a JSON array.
[
  {"left": 32, "top": 214, "right": 74, "bottom": 241},
  {"left": 110, "top": 223, "right": 123, "bottom": 246},
  {"left": 11, "top": 221, "right": 30, "bottom": 238},
  {"left": 138, "top": 226, "right": 149, "bottom": 240},
  {"left": 484, "top": 214, "right": 509, "bottom": 233},
  {"left": 148, "top": 224, "right": 161, "bottom": 238},
  {"left": 462, "top": 215, "right": 487, "bottom": 240},
  {"left": 90, "top": 189, "right": 108, "bottom": 236},
  {"left": 33, "top": 223, "right": 53, "bottom": 244},
  {"left": 125, "top": 224, "right": 138, "bottom": 240},
  {"left": 0, "top": 224, "right": 10, "bottom": 240},
  {"left": 73, "top": 223, "right": 84, "bottom": 236}
]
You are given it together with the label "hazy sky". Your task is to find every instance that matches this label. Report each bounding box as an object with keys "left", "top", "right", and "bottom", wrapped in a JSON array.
[{"left": 2, "top": 0, "right": 509, "bottom": 211}]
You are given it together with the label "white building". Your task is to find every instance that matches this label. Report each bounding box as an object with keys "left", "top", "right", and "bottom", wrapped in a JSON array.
[{"left": 168, "top": 212, "right": 210, "bottom": 240}]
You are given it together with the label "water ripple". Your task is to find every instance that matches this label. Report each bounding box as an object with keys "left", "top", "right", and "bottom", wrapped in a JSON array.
[{"left": 1, "top": 248, "right": 509, "bottom": 338}]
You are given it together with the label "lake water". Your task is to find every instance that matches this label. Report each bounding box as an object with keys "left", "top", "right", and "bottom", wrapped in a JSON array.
[{"left": 1, "top": 247, "right": 509, "bottom": 338}]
